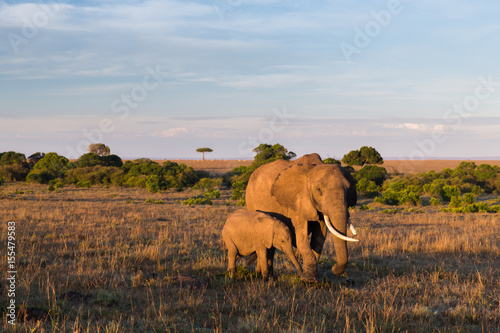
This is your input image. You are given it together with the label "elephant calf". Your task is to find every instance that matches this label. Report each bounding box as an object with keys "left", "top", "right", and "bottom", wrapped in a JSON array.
[{"left": 222, "top": 209, "right": 302, "bottom": 279}]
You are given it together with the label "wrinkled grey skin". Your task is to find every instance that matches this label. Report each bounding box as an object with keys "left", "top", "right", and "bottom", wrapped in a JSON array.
[
  {"left": 222, "top": 209, "right": 303, "bottom": 279},
  {"left": 246, "top": 153, "right": 357, "bottom": 283}
]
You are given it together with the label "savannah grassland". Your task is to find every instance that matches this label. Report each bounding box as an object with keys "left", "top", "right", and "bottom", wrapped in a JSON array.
[{"left": 0, "top": 160, "right": 499, "bottom": 332}]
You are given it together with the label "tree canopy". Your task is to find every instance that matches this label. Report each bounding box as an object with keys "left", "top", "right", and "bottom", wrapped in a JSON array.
[
  {"left": 252, "top": 143, "right": 296, "bottom": 167},
  {"left": 196, "top": 147, "right": 213, "bottom": 161},
  {"left": 342, "top": 146, "right": 383, "bottom": 166},
  {"left": 88, "top": 143, "right": 111, "bottom": 156}
]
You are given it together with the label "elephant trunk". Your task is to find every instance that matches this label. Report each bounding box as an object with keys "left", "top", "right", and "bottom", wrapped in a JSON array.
[
  {"left": 283, "top": 246, "right": 303, "bottom": 276},
  {"left": 324, "top": 213, "right": 353, "bottom": 275}
]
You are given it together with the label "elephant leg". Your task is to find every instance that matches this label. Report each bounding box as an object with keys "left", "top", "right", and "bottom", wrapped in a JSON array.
[
  {"left": 267, "top": 247, "right": 276, "bottom": 278},
  {"left": 256, "top": 249, "right": 269, "bottom": 279},
  {"left": 296, "top": 222, "right": 319, "bottom": 282},
  {"left": 246, "top": 252, "right": 257, "bottom": 266},
  {"left": 309, "top": 221, "right": 327, "bottom": 262},
  {"left": 226, "top": 245, "right": 238, "bottom": 278}
]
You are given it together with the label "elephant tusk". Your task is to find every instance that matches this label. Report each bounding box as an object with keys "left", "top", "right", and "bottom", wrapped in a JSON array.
[
  {"left": 324, "top": 215, "right": 359, "bottom": 242},
  {"left": 348, "top": 218, "right": 357, "bottom": 236}
]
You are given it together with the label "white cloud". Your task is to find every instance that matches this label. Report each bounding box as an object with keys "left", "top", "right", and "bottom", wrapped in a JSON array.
[{"left": 154, "top": 127, "right": 189, "bottom": 137}]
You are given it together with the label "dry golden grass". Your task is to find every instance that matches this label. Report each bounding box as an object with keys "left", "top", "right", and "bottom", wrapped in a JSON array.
[{"left": 0, "top": 183, "right": 499, "bottom": 332}]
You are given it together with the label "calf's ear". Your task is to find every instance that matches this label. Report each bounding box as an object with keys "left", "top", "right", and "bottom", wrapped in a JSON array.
[{"left": 254, "top": 216, "right": 274, "bottom": 249}]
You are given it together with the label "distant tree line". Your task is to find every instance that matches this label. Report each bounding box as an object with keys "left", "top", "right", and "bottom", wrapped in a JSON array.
[
  {"left": 2, "top": 145, "right": 499, "bottom": 213},
  {"left": 0, "top": 145, "right": 201, "bottom": 193}
]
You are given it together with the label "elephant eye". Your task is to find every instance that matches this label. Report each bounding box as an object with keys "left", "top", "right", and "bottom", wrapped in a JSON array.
[{"left": 315, "top": 187, "right": 323, "bottom": 196}]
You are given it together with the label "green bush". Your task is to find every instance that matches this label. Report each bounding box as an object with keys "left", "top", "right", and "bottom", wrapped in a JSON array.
[
  {"left": 76, "top": 181, "right": 92, "bottom": 188},
  {"left": 182, "top": 196, "right": 213, "bottom": 206},
  {"left": 429, "top": 197, "right": 441, "bottom": 206},
  {"left": 49, "top": 178, "right": 64, "bottom": 188},
  {"left": 204, "top": 189, "right": 221, "bottom": 199},
  {"left": 146, "top": 175, "right": 165, "bottom": 193},
  {"left": 440, "top": 185, "right": 461, "bottom": 202},
  {"left": 356, "top": 165, "right": 387, "bottom": 186},
  {"left": 375, "top": 187, "right": 421, "bottom": 206},
  {"left": 26, "top": 170, "right": 55, "bottom": 184},
  {"left": 462, "top": 193, "right": 476, "bottom": 205},
  {"left": 230, "top": 181, "right": 246, "bottom": 200},
  {"left": 356, "top": 178, "right": 380, "bottom": 198},
  {"left": 381, "top": 208, "right": 400, "bottom": 214},
  {"left": 193, "top": 178, "right": 222, "bottom": 191},
  {"left": 65, "top": 166, "right": 124, "bottom": 186}
]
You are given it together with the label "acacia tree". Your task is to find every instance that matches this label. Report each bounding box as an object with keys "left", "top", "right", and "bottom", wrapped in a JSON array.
[
  {"left": 88, "top": 143, "right": 110, "bottom": 156},
  {"left": 196, "top": 147, "right": 213, "bottom": 161}
]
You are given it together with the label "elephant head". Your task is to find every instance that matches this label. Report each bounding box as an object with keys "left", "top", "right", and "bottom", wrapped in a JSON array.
[{"left": 269, "top": 153, "right": 357, "bottom": 276}]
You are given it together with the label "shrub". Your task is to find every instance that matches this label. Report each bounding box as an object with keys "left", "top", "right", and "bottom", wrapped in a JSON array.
[
  {"left": 375, "top": 188, "right": 421, "bottom": 206},
  {"left": 381, "top": 208, "right": 399, "bottom": 214},
  {"left": 204, "top": 189, "right": 221, "bottom": 199},
  {"left": 182, "top": 196, "right": 213, "bottom": 206},
  {"left": 356, "top": 178, "right": 380, "bottom": 198},
  {"left": 193, "top": 178, "right": 222, "bottom": 191},
  {"left": 440, "top": 185, "right": 461, "bottom": 202},
  {"left": 429, "top": 197, "right": 441, "bottom": 206},
  {"left": 49, "top": 178, "right": 64, "bottom": 188},
  {"left": 462, "top": 193, "right": 476, "bottom": 205},
  {"left": 65, "top": 166, "right": 124, "bottom": 186},
  {"left": 0, "top": 176, "right": 4, "bottom": 186},
  {"left": 146, "top": 175, "right": 164, "bottom": 193},
  {"left": 356, "top": 165, "right": 387, "bottom": 186},
  {"left": 230, "top": 181, "right": 246, "bottom": 200},
  {"left": 26, "top": 170, "right": 54, "bottom": 184},
  {"left": 76, "top": 181, "right": 92, "bottom": 188}
]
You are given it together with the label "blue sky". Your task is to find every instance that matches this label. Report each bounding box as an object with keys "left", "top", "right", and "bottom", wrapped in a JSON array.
[{"left": 1, "top": 0, "right": 499, "bottom": 160}]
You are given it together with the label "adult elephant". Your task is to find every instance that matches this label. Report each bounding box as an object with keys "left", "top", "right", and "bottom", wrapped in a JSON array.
[{"left": 246, "top": 153, "right": 358, "bottom": 282}]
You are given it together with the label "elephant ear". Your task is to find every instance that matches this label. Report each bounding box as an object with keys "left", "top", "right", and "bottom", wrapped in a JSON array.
[
  {"left": 340, "top": 166, "right": 357, "bottom": 207},
  {"left": 271, "top": 161, "right": 318, "bottom": 220},
  {"left": 254, "top": 215, "right": 274, "bottom": 248}
]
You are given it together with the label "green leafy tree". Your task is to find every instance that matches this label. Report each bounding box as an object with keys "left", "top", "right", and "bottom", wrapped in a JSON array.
[
  {"left": 360, "top": 146, "right": 383, "bottom": 165},
  {"left": 196, "top": 147, "right": 213, "bottom": 161},
  {"left": 88, "top": 143, "right": 111, "bottom": 156},
  {"left": 27, "top": 152, "right": 69, "bottom": 183},
  {"left": 229, "top": 143, "right": 295, "bottom": 201},
  {"left": 342, "top": 146, "right": 383, "bottom": 166},
  {"left": 76, "top": 153, "right": 102, "bottom": 167},
  {"left": 342, "top": 150, "right": 364, "bottom": 166},
  {"left": 27, "top": 152, "right": 45, "bottom": 167},
  {"left": 0, "top": 151, "right": 26, "bottom": 165},
  {"left": 76, "top": 153, "right": 123, "bottom": 168},
  {"left": 0, "top": 151, "right": 30, "bottom": 181},
  {"left": 252, "top": 143, "right": 295, "bottom": 167}
]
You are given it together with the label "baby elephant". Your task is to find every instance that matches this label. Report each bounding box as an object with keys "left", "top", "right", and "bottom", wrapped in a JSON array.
[{"left": 222, "top": 209, "right": 302, "bottom": 279}]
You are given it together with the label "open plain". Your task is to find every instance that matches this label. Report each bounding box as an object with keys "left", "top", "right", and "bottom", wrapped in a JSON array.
[{"left": 0, "top": 180, "right": 499, "bottom": 332}]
